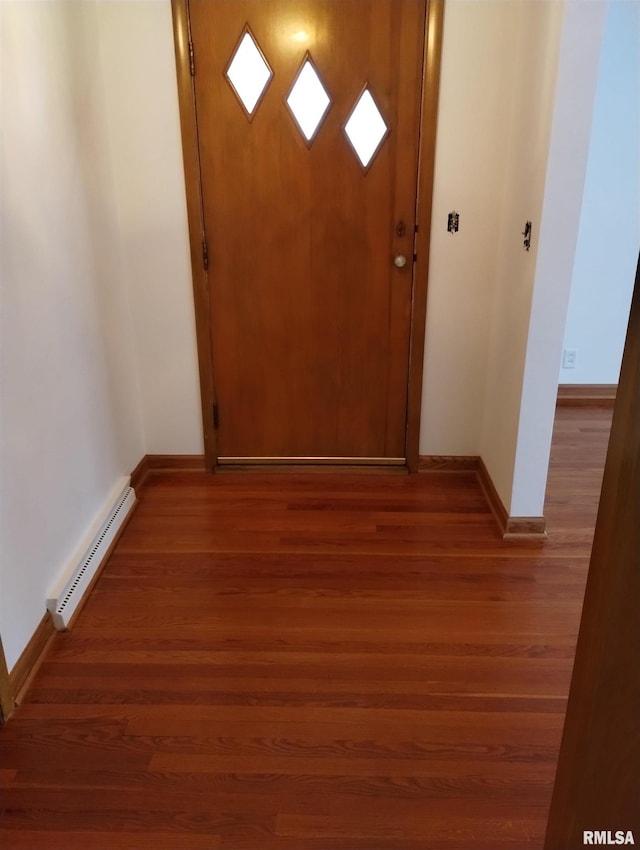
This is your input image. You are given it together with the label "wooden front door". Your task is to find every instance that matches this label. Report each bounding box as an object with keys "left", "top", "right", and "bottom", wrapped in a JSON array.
[{"left": 188, "top": 0, "right": 427, "bottom": 464}]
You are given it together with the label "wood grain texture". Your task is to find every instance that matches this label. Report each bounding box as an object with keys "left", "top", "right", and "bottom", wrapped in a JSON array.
[
  {"left": 190, "top": 0, "right": 426, "bottom": 460},
  {"left": 406, "top": 0, "right": 445, "bottom": 472},
  {"left": 0, "top": 638, "right": 14, "bottom": 722},
  {"left": 129, "top": 455, "right": 149, "bottom": 492},
  {"left": 556, "top": 384, "right": 617, "bottom": 408},
  {"left": 174, "top": 0, "right": 442, "bottom": 467},
  {"left": 171, "top": 0, "right": 217, "bottom": 469},
  {"left": 0, "top": 407, "right": 612, "bottom": 849},
  {"left": 545, "top": 260, "right": 640, "bottom": 847},
  {"left": 419, "top": 455, "right": 480, "bottom": 471},
  {"left": 503, "top": 517, "right": 547, "bottom": 538},
  {"left": 8, "top": 613, "right": 56, "bottom": 703},
  {"left": 422, "top": 458, "right": 546, "bottom": 537},
  {"left": 476, "top": 459, "right": 546, "bottom": 539},
  {"left": 131, "top": 456, "right": 207, "bottom": 491}
]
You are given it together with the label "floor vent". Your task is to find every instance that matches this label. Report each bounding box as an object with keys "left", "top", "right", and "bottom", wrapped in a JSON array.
[{"left": 47, "top": 486, "right": 136, "bottom": 629}]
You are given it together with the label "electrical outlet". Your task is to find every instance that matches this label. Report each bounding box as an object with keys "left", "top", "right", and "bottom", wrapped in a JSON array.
[{"left": 562, "top": 348, "right": 577, "bottom": 369}]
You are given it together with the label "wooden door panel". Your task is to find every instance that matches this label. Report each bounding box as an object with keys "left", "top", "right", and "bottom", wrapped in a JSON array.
[{"left": 189, "top": 0, "right": 426, "bottom": 461}]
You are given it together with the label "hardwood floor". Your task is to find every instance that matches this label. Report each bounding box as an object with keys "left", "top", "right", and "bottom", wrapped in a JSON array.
[{"left": 0, "top": 408, "right": 612, "bottom": 849}]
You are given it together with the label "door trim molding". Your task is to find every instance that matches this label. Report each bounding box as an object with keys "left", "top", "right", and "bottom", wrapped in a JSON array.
[
  {"left": 406, "top": 0, "right": 445, "bottom": 472},
  {"left": 171, "top": 0, "right": 445, "bottom": 471},
  {"left": 171, "top": 0, "right": 217, "bottom": 469}
]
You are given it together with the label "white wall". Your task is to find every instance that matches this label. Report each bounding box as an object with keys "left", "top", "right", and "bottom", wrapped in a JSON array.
[
  {"left": 0, "top": 0, "right": 203, "bottom": 668},
  {"left": 559, "top": 0, "right": 640, "bottom": 386},
  {"left": 419, "top": 0, "right": 566, "bottom": 512},
  {"left": 422, "top": 0, "right": 609, "bottom": 515},
  {"left": 0, "top": 0, "right": 144, "bottom": 668},
  {"left": 84, "top": 0, "right": 608, "bottom": 521},
  {"left": 96, "top": 1, "right": 203, "bottom": 454},
  {"left": 0, "top": 0, "right": 615, "bottom": 667},
  {"left": 478, "top": 0, "right": 565, "bottom": 511},
  {"left": 420, "top": 1, "right": 518, "bottom": 457},
  {"left": 511, "top": 1, "right": 609, "bottom": 518}
]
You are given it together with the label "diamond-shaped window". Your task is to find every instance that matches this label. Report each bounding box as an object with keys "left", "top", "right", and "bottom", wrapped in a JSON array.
[
  {"left": 286, "top": 57, "right": 331, "bottom": 144},
  {"left": 344, "top": 88, "right": 389, "bottom": 169},
  {"left": 225, "top": 28, "right": 273, "bottom": 118}
]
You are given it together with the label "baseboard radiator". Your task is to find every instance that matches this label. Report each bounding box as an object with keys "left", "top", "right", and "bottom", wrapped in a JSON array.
[{"left": 46, "top": 484, "right": 136, "bottom": 629}]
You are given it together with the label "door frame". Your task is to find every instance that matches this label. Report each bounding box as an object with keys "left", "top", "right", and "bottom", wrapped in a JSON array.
[{"left": 171, "top": 0, "right": 445, "bottom": 471}]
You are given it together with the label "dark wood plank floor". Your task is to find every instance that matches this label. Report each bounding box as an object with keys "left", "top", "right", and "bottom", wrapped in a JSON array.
[{"left": 0, "top": 407, "right": 612, "bottom": 849}]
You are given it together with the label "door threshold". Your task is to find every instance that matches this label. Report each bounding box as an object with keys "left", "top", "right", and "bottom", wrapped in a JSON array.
[{"left": 216, "top": 456, "right": 407, "bottom": 472}]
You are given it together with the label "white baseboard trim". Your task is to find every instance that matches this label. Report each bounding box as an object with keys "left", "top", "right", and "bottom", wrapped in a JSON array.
[{"left": 46, "top": 477, "right": 135, "bottom": 629}]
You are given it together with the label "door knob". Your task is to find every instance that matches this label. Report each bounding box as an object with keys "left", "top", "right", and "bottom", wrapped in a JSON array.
[{"left": 393, "top": 254, "right": 408, "bottom": 268}]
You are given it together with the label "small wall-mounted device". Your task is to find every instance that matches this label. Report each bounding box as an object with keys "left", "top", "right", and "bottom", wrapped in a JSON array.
[
  {"left": 522, "top": 221, "right": 532, "bottom": 251},
  {"left": 447, "top": 211, "right": 459, "bottom": 234}
]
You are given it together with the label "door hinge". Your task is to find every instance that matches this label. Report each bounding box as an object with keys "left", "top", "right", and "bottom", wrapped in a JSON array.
[
  {"left": 202, "top": 239, "right": 209, "bottom": 271},
  {"left": 189, "top": 39, "right": 195, "bottom": 76},
  {"left": 413, "top": 253, "right": 418, "bottom": 263},
  {"left": 213, "top": 402, "right": 219, "bottom": 429}
]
